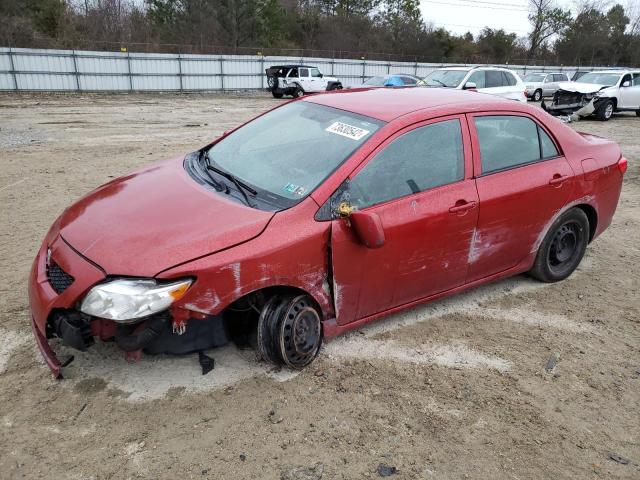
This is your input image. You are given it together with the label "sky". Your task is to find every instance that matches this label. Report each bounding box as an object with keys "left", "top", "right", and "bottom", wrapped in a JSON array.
[{"left": 418, "top": 0, "right": 572, "bottom": 38}]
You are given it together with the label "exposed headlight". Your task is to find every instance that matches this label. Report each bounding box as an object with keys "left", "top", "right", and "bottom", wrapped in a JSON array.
[{"left": 79, "top": 278, "right": 192, "bottom": 323}]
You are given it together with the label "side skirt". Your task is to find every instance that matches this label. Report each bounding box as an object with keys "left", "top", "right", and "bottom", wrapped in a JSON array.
[{"left": 321, "top": 257, "right": 534, "bottom": 339}]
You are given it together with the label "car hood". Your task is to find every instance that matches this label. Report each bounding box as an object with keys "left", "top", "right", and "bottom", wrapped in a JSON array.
[
  {"left": 58, "top": 156, "right": 274, "bottom": 277},
  {"left": 555, "top": 81, "right": 609, "bottom": 94}
]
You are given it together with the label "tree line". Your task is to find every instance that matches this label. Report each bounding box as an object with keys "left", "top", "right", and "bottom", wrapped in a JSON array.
[{"left": 1, "top": 0, "right": 639, "bottom": 66}]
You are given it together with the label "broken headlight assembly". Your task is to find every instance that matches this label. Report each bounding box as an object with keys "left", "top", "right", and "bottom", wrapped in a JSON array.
[{"left": 79, "top": 278, "right": 192, "bottom": 323}]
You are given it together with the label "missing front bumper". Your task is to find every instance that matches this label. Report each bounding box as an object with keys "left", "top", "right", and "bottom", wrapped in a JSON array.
[{"left": 32, "top": 309, "right": 230, "bottom": 378}]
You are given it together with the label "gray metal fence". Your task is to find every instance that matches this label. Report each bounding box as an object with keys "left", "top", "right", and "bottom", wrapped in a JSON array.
[{"left": 1, "top": 46, "right": 588, "bottom": 92}]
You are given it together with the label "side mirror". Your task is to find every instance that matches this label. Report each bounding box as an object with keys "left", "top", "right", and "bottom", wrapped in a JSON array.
[
  {"left": 622, "top": 81, "right": 631, "bottom": 87},
  {"left": 463, "top": 82, "right": 477, "bottom": 91},
  {"left": 349, "top": 210, "right": 385, "bottom": 249}
]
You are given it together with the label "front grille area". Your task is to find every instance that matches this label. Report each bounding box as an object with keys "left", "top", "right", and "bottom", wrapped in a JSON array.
[
  {"left": 554, "top": 91, "right": 586, "bottom": 106},
  {"left": 47, "top": 261, "right": 75, "bottom": 294}
]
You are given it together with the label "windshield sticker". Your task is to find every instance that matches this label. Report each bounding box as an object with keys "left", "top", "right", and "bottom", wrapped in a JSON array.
[
  {"left": 325, "top": 122, "right": 370, "bottom": 140},
  {"left": 283, "top": 183, "right": 306, "bottom": 196}
]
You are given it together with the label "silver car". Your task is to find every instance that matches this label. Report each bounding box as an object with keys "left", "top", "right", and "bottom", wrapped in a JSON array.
[{"left": 522, "top": 72, "right": 570, "bottom": 101}]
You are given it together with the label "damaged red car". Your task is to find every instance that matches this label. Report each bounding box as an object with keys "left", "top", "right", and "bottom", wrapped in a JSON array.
[{"left": 29, "top": 88, "right": 626, "bottom": 378}]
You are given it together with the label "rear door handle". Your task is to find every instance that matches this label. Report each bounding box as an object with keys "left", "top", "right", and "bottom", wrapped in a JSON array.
[
  {"left": 549, "top": 174, "right": 569, "bottom": 186},
  {"left": 449, "top": 201, "right": 477, "bottom": 214}
]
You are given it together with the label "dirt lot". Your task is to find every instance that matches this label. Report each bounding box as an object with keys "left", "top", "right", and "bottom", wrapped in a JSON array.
[{"left": 0, "top": 93, "right": 639, "bottom": 480}]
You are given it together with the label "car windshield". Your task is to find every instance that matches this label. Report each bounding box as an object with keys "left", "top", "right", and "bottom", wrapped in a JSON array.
[
  {"left": 206, "top": 102, "right": 383, "bottom": 208},
  {"left": 578, "top": 73, "right": 621, "bottom": 86},
  {"left": 422, "top": 69, "right": 468, "bottom": 87},
  {"left": 523, "top": 74, "right": 545, "bottom": 82},
  {"left": 364, "top": 76, "right": 387, "bottom": 86}
]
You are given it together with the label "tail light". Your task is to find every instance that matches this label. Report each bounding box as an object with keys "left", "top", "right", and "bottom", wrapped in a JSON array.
[{"left": 618, "top": 156, "right": 628, "bottom": 174}]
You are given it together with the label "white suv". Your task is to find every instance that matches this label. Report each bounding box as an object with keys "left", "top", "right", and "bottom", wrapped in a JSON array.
[
  {"left": 522, "top": 72, "right": 570, "bottom": 101},
  {"left": 421, "top": 66, "right": 526, "bottom": 102},
  {"left": 266, "top": 65, "right": 342, "bottom": 98},
  {"left": 543, "top": 69, "right": 640, "bottom": 121}
]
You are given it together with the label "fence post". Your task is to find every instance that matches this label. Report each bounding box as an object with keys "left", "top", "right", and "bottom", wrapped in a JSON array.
[
  {"left": 219, "top": 56, "right": 224, "bottom": 91},
  {"left": 8, "top": 47, "right": 18, "bottom": 92},
  {"left": 260, "top": 55, "right": 264, "bottom": 89},
  {"left": 71, "top": 50, "right": 80, "bottom": 92},
  {"left": 177, "top": 53, "right": 183, "bottom": 92},
  {"left": 126, "top": 51, "right": 133, "bottom": 91},
  {"left": 414, "top": 59, "right": 418, "bottom": 77},
  {"left": 330, "top": 57, "right": 335, "bottom": 76},
  {"left": 362, "top": 58, "right": 366, "bottom": 83},
  {"left": 387, "top": 60, "right": 391, "bottom": 74}
]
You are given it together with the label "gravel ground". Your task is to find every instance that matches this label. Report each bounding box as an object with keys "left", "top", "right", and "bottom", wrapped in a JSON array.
[{"left": 0, "top": 93, "right": 639, "bottom": 479}]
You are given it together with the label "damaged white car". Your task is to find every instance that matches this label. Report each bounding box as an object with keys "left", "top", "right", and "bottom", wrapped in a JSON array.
[{"left": 542, "top": 70, "right": 640, "bottom": 121}]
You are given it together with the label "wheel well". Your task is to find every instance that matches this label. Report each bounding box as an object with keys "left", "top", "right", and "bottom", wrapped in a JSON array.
[
  {"left": 575, "top": 204, "right": 597, "bottom": 242},
  {"left": 221, "top": 286, "right": 321, "bottom": 348}
]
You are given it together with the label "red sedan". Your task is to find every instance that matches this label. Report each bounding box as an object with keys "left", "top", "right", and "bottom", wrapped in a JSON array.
[{"left": 29, "top": 88, "right": 626, "bottom": 377}]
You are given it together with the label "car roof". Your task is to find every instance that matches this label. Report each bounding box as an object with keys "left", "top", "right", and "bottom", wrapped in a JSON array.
[
  {"left": 304, "top": 87, "right": 521, "bottom": 122},
  {"left": 526, "top": 72, "right": 566, "bottom": 75}
]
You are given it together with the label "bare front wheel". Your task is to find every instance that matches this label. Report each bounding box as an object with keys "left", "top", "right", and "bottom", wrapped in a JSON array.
[
  {"left": 257, "top": 294, "right": 322, "bottom": 368},
  {"left": 529, "top": 208, "right": 589, "bottom": 283},
  {"left": 533, "top": 89, "right": 542, "bottom": 102}
]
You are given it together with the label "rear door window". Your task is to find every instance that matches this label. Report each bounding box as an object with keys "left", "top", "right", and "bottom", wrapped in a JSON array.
[
  {"left": 501, "top": 71, "right": 516, "bottom": 86},
  {"left": 485, "top": 70, "right": 504, "bottom": 88},
  {"left": 475, "top": 115, "right": 559, "bottom": 174},
  {"left": 299, "top": 68, "right": 309, "bottom": 78}
]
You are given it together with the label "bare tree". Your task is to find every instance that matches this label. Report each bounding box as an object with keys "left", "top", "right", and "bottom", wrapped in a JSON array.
[{"left": 527, "top": 0, "right": 571, "bottom": 60}]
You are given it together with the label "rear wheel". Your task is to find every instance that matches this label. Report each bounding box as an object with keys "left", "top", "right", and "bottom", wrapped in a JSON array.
[
  {"left": 596, "top": 99, "right": 614, "bottom": 121},
  {"left": 529, "top": 208, "right": 589, "bottom": 283},
  {"left": 257, "top": 294, "right": 322, "bottom": 368},
  {"left": 292, "top": 86, "right": 304, "bottom": 98},
  {"left": 533, "top": 89, "right": 542, "bottom": 102}
]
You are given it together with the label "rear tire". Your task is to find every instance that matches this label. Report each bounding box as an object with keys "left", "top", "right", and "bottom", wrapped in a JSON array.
[
  {"left": 292, "top": 86, "right": 304, "bottom": 98},
  {"left": 257, "top": 294, "right": 322, "bottom": 368},
  {"left": 529, "top": 208, "right": 589, "bottom": 283},
  {"left": 533, "top": 89, "right": 542, "bottom": 102},
  {"left": 596, "top": 99, "right": 614, "bottom": 121}
]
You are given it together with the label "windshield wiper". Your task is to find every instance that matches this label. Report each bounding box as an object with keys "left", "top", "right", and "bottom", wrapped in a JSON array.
[
  {"left": 430, "top": 78, "right": 446, "bottom": 87},
  {"left": 199, "top": 150, "right": 229, "bottom": 193},
  {"left": 206, "top": 162, "right": 257, "bottom": 208}
]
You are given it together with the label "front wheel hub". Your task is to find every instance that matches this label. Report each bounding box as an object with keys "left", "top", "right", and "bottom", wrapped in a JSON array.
[{"left": 279, "top": 297, "right": 321, "bottom": 368}]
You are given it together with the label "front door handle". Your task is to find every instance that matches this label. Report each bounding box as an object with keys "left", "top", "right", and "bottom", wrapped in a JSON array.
[
  {"left": 449, "top": 200, "right": 477, "bottom": 214},
  {"left": 549, "top": 174, "right": 569, "bottom": 186}
]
